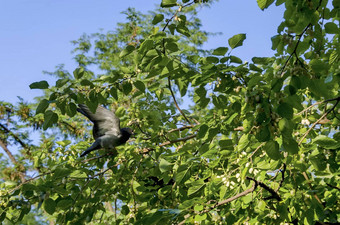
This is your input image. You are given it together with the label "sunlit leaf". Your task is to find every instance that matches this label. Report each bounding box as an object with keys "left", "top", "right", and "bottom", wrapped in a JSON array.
[
  {"left": 29, "top": 80, "right": 49, "bottom": 89},
  {"left": 188, "top": 179, "right": 205, "bottom": 196},
  {"left": 161, "top": 0, "right": 177, "bottom": 8},
  {"left": 257, "top": 0, "right": 274, "bottom": 10},
  {"left": 152, "top": 14, "right": 164, "bottom": 24},
  {"left": 212, "top": 47, "right": 228, "bottom": 56},
  {"left": 228, "top": 33, "right": 246, "bottom": 49},
  {"left": 43, "top": 110, "right": 58, "bottom": 130},
  {"left": 264, "top": 140, "right": 281, "bottom": 160}
]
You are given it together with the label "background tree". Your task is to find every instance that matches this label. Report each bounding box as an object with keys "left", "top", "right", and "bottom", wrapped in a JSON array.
[{"left": 1, "top": 0, "right": 339, "bottom": 224}]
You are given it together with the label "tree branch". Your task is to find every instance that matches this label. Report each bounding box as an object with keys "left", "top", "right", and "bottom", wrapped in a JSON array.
[
  {"left": 210, "top": 182, "right": 257, "bottom": 210},
  {"left": 297, "top": 96, "right": 340, "bottom": 116},
  {"left": 0, "top": 123, "right": 28, "bottom": 149},
  {"left": 277, "top": 163, "right": 286, "bottom": 191},
  {"left": 246, "top": 177, "right": 282, "bottom": 201},
  {"left": 0, "top": 138, "right": 26, "bottom": 182},
  {"left": 178, "top": 176, "right": 282, "bottom": 224},
  {"left": 162, "top": 1, "right": 195, "bottom": 32},
  {"left": 168, "top": 125, "right": 195, "bottom": 133},
  {"left": 168, "top": 77, "right": 192, "bottom": 125},
  {"left": 159, "top": 134, "right": 196, "bottom": 147},
  {"left": 302, "top": 172, "right": 324, "bottom": 206},
  {"left": 279, "top": 24, "right": 311, "bottom": 76},
  {"left": 298, "top": 96, "right": 340, "bottom": 145}
]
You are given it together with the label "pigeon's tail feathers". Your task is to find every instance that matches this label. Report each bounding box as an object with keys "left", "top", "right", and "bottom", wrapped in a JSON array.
[
  {"left": 80, "top": 139, "right": 101, "bottom": 157},
  {"left": 80, "top": 149, "right": 93, "bottom": 157}
]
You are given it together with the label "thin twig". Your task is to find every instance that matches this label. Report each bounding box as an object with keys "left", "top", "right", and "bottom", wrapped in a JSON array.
[
  {"left": 247, "top": 177, "right": 282, "bottom": 201},
  {"left": 297, "top": 101, "right": 323, "bottom": 115},
  {"left": 0, "top": 123, "right": 28, "bottom": 149},
  {"left": 168, "top": 77, "right": 192, "bottom": 125},
  {"left": 299, "top": 111, "right": 330, "bottom": 145},
  {"left": 168, "top": 125, "right": 195, "bottom": 133},
  {"left": 0, "top": 139, "right": 26, "bottom": 182},
  {"left": 326, "top": 183, "right": 340, "bottom": 190},
  {"left": 279, "top": 24, "right": 311, "bottom": 76},
  {"left": 302, "top": 172, "right": 323, "bottom": 206},
  {"left": 0, "top": 171, "right": 54, "bottom": 197},
  {"left": 81, "top": 152, "right": 116, "bottom": 163},
  {"left": 211, "top": 182, "right": 257, "bottom": 209},
  {"left": 161, "top": 1, "right": 195, "bottom": 32},
  {"left": 248, "top": 142, "right": 265, "bottom": 160},
  {"left": 277, "top": 163, "right": 286, "bottom": 191},
  {"left": 159, "top": 134, "right": 196, "bottom": 147}
]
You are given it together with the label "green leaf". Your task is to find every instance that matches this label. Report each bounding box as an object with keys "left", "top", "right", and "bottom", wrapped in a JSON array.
[
  {"left": 66, "top": 103, "right": 77, "bottom": 117},
  {"left": 313, "top": 135, "right": 339, "bottom": 149},
  {"left": 55, "top": 78, "right": 69, "bottom": 88},
  {"left": 176, "top": 25, "right": 190, "bottom": 37},
  {"left": 29, "top": 80, "right": 49, "bottom": 89},
  {"left": 282, "top": 136, "right": 299, "bottom": 154},
  {"left": 43, "top": 198, "right": 56, "bottom": 215},
  {"left": 122, "top": 82, "right": 132, "bottom": 95},
  {"left": 238, "top": 134, "right": 249, "bottom": 151},
  {"left": 197, "top": 124, "right": 209, "bottom": 139},
  {"left": 277, "top": 102, "right": 293, "bottom": 119},
  {"left": 57, "top": 199, "right": 73, "bottom": 210},
  {"left": 161, "top": 0, "right": 177, "bottom": 8},
  {"left": 73, "top": 67, "right": 85, "bottom": 79},
  {"left": 43, "top": 110, "right": 58, "bottom": 130},
  {"left": 139, "top": 39, "right": 154, "bottom": 54},
  {"left": 70, "top": 170, "right": 87, "bottom": 178},
  {"left": 152, "top": 14, "right": 164, "bottom": 25},
  {"left": 36, "top": 99, "right": 49, "bottom": 114},
  {"left": 252, "top": 57, "right": 273, "bottom": 65},
  {"left": 226, "top": 113, "right": 238, "bottom": 125},
  {"left": 175, "top": 165, "right": 191, "bottom": 184},
  {"left": 228, "top": 33, "right": 246, "bottom": 49},
  {"left": 119, "top": 45, "right": 135, "bottom": 58},
  {"left": 324, "top": 22, "right": 339, "bottom": 34},
  {"left": 264, "top": 140, "right": 281, "bottom": 160},
  {"left": 195, "top": 86, "right": 206, "bottom": 97},
  {"left": 310, "top": 154, "right": 327, "bottom": 171},
  {"left": 256, "top": 126, "right": 271, "bottom": 142},
  {"left": 165, "top": 42, "right": 179, "bottom": 52},
  {"left": 212, "top": 47, "right": 228, "bottom": 56},
  {"left": 177, "top": 79, "right": 188, "bottom": 97},
  {"left": 309, "top": 59, "right": 328, "bottom": 73},
  {"left": 80, "top": 79, "right": 94, "bottom": 87},
  {"left": 188, "top": 179, "right": 205, "bottom": 196},
  {"left": 230, "top": 55, "right": 242, "bottom": 64},
  {"left": 257, "top": 0, "right": 274, "bottom": 10},
  {"left": 110, "top": 87, "right": 118, "bottom": 100},
  {"left": 121, "top": 205, "right": 130, "bottom": 215},
  {"left": 53, "top": 167, "right": 72, "bottom": 179},
  {"left": 159, "top": 158, "right": 173, "bottom": 173},
  {"left": 329, "top": 50, "right": 339, "bottom": 64},
  {"left": 134, "top": 80, "right": 146, "bottom": 92},
  {"left": 194, "top": 213, "right": 207, "bottom": 221}
]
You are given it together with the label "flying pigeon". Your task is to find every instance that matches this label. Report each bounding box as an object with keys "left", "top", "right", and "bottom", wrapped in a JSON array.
[{"left": 77, "top": 104, "right": 133, "bottom": 157}]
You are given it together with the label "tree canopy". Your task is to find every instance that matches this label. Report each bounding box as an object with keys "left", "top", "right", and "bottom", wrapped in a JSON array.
[{"left": 1, "top": 0, "right": 340, "bottom": 224}]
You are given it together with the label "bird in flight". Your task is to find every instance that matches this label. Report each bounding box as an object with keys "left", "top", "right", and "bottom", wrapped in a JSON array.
[{"left": 77, "top": 104, "right": 133, "bottom": 157}]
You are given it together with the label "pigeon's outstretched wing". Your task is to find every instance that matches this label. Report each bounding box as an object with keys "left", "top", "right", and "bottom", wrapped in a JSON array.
[{"left": 77, "top": 104, "right": 121, "bottom": 139}]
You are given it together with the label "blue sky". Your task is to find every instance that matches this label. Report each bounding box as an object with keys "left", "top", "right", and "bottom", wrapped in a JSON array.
[{"left": 0, "top": 0, "right": 284, "bottom": 103}]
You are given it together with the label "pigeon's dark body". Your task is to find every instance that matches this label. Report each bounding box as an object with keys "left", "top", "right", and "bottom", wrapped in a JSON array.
[{"left": 77, "top": 104, "right": 132, "bottom": 157}]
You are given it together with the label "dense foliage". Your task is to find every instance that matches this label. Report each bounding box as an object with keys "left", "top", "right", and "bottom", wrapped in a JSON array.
[{"left": 1, "top": 0, "right": 339, "bottom": 224}]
